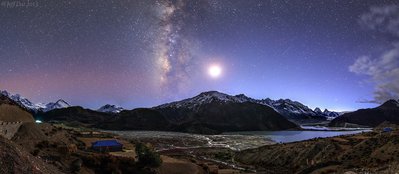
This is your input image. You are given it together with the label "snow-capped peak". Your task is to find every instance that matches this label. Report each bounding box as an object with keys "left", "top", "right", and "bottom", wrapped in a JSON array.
[
  {"left": 97, "top": 104, "right": 124, "bottom": 113},
  {"left": 155, "top": 91, "right": 251, "bottom": 109},
  {"left": 323, "top": 109, "right": 340, "bottom": 118},
  {"left": 0, "top": 90, "right": 70, "bottom": 112},
  {"left": 43, "top": 99, "right": 71, "bottom": 112},
  {"left": 314, "top": 107, "right": 323, "bottom": 114},
  {"left": 0, "top": 90, "right": 38, "bottom": 110},
  {"left": 154, "top": 91, "right": 341, "bottom": 119}
]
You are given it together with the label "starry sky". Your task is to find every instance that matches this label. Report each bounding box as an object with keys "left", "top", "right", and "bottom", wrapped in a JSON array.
[{"left": 1, "top": 0, "right": 398, "bottom": 111}]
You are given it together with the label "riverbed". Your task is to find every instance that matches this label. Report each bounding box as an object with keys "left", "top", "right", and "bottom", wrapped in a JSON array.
[{"left": 107, "top": 128, "right": 371, "bottom": 151}]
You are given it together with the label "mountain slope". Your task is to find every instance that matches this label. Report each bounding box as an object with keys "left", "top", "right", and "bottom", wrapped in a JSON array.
[
  {"left": 41, "top": 99, "right": 71, "bottom": 112},
  {"left": 0, "top": 90, "right": 70, "bottom": 113},
  {"left": 38, "top": 106, "right": 113, "bottom": 126},
  {"left": 329, "top": 100, "right": 399, "bottom": 127},
  {"left": 157, "top": 91, "right": 335, "bottom": 122},
  {"left": 98, "top": 108, "right": 171, "bottom": 131},
  {"left": 235, "top": 130, "right": 399, "bottom": 173},
  {"left": 0, "top": 90, "right": 39, "bottom": 112},
  {"left": 259, "top": 99, "right": 327, "bottom": 121},
  {"left": 162, "top": 102, "right": 298, "bottom": 134},
  {"left": 0, "top": 94, "right": 34, "bottom": 122},
  {"left": 0, "top": 136, "right": 62, "bottom": 174},
  {"left": 155, "top": 91, "right": 298, "bottom": 134}
]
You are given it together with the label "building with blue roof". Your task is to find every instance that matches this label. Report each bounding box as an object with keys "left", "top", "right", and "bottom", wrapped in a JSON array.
[
  {"left": 91, "top": 140, "right": 123, "bottom": 152},
  {"left": 383, "top": 127, "right": 393, "bottom": 132}
]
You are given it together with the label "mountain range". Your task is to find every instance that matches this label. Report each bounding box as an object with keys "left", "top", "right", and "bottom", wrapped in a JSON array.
[
  {"left": 155, "top": 91, "right": 341, "bottom": 122},
  {"left": 0, "top": 90, "right": 340, "bottom": 121},
  {"left": 0, "top": 90, "right": 71, "bottom": 113},
  {"left": 2, "top": 89, "right": 399, "bottom": 134},
  {"left": 36, "top": 91, "right": 300, "bottom": 134}
]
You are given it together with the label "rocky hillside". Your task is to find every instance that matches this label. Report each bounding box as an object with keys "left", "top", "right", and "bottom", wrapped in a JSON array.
[
  {"left": 330, "top": 100, "right": 399, "bottom": 127},
  {"left": 0, "top": 134, "right": 62, "bottom": 173},
  {"left": 0, "top": 94, "right": 34, "bottom": 122},
  {"left": 235, "top": 130, "right": 399, "bottom": 173}
]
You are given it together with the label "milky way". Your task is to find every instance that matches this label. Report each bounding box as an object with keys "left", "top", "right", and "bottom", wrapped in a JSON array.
[
  {"left": 154, "top": 0, "right": 208, "bottom": 96},
  {"left": 0, "top": 0, "right": 398, "bottom": 110}
]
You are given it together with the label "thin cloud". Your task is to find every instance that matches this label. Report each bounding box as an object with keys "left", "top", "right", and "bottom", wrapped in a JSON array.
[
  {"left": 350, "top": 44, "right": 399, "bottom": 103},
  {"left": 350, "top": 5, "right": 399, "bottom": 104}
]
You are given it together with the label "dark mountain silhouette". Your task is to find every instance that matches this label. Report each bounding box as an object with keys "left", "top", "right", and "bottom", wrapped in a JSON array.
[
  {"left": 38, "top": 91, "right": 298, "bottom": 134},
  {"left": 38, "top": 106, "right": 113, "bottom": 126},
  {"left": 98, "top": 108, "right": 171, "bottom": 131},
  {"left": 155, "top": 100, "right": 298, "bottom": 134},
  {"left": 330, "top": 100, "right": 399, "bottom": 127}
]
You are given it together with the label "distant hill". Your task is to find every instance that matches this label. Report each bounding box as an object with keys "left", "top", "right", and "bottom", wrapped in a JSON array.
[
  {"left": 329, "top": 100, "right": 399, "bottom": 127},
  {"left": 0, "top": 94, "right": 34, "bottom": 122},
  {"left": 38, "top": 106, "right": 113, "bottom": 126},
  {"left": 98, "top": 108, "right": 171, "bottom": 131}
]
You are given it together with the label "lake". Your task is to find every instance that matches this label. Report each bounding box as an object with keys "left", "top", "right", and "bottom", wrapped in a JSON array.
[{"left": 223, "top": 128, "right": 372, "bottom": 144}]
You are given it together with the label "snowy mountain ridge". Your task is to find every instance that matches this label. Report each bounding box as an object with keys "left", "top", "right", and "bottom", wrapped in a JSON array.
[
  {"left": 155, "top": 91, "right": 340, "bottom": 118},
  {"left": 97, "top": 104, "right": 125, "bottom": 113},
  {"left": 0, "top": 90, "right": 70, "bottom": 112}
]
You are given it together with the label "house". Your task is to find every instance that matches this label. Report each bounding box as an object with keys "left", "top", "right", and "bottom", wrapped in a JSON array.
[
  {"left": 91, "top": 140, "right": 123, "bottom": 152},
  {"left": 383, "top": 127, "right": 393, "bottom": 132}
]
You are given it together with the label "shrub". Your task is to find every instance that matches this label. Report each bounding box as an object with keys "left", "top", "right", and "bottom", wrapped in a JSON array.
[
  {"left": 32, "top": 149, "right": 40, "bottom": 156},
  {"left": 214, "top": 152, "right": 233, "bottom": 161},
  {"left": 135, "top": 143, "right": 162, "bottom": 168},
  {"left": 36, "top": 140, "right": 50, "bottom": 149}
]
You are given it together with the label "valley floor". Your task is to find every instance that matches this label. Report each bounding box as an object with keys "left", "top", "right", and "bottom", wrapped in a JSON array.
[{"left": 4, "top": 122, "right": 399, "bottom": 174}]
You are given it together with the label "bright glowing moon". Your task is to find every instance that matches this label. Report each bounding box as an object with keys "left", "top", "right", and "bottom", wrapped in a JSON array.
[{"left": 208, "top": 65, "right": 222, "bottom": 78}]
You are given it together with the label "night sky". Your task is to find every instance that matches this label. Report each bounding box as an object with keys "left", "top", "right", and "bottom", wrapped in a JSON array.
[{"left": 1, "top": 0, "right": 398, "bottom": 111}]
